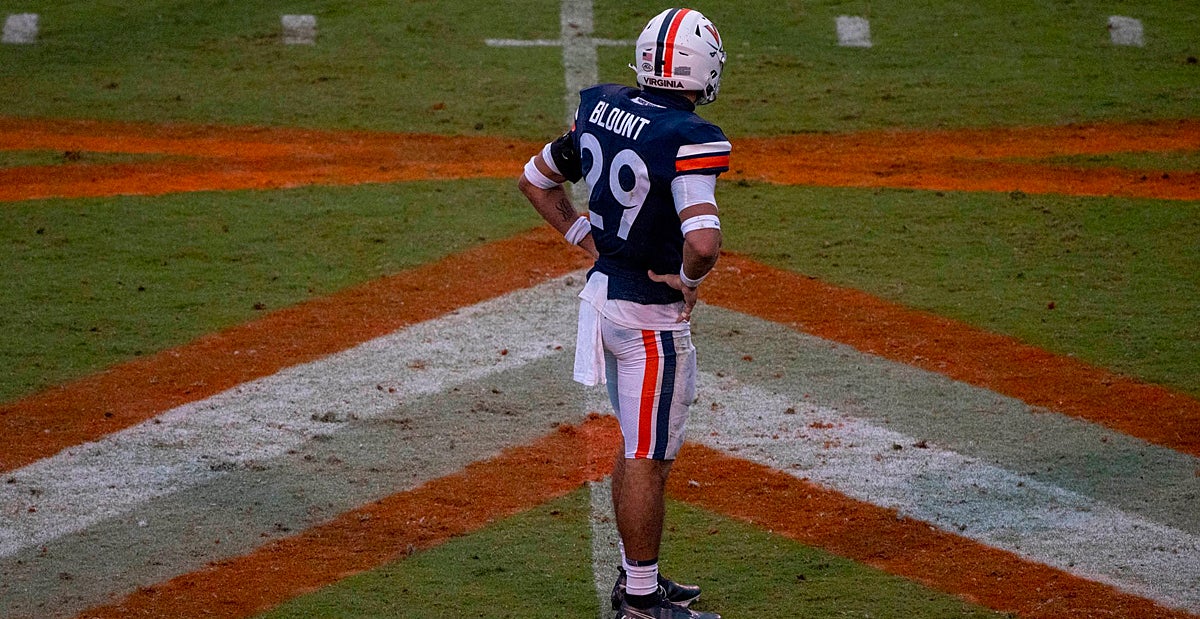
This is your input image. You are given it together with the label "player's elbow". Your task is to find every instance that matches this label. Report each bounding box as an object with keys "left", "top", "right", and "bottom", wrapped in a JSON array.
[
  {"left": 685, "top": 228, "right": 722, "bottom": 262},
  {"left": 517, "top": 173, "right": 540, "bottom": 202}
]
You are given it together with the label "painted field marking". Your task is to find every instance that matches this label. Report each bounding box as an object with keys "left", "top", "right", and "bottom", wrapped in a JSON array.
[
  {"left": 836, "top": 16, "right": 872, "bottom": 48},
  {"left": 2, "top": 223, "right": 1190, "bottom": 614},
  {"left": 0, "top": 273, "right": 582, "bottom": 559},
  {"left": 2, "top": 235, "right": 1196, "bottom": 615},
  {"left": 485, "top": 37, "right": 630, "bottom": 47},
  {"left": 280, "top": 14, "right": 316, "bottom": 45},
  {"left": 1, "top": 13, "right": 37, "bottom": 44},
  {"left": 1109, "top": 15, "right": 1144, "bottom": 47},
  {"left": 0, "top": 122, "right": 542, "bottom": 202},
  {"left": 0, "top": 228, "right": 591, "bottom": 474},
  {"left": 730, "top": 119, "right": 1200, "bottom": 201},
  {"left": 0, "top": 0, "right": 1190, "bottom": 611},
  {"left": 5, "top": 267, "right": 1195, "bottom": 613},
  {"left": 67, "top": 417, "right": 1198, "bottom": 619},
  {"left": 489, "top": 4, "right": 623, "bottom": 611},
  {"left": 67, "top": 412, "right": 1200, "bottom": 619},
  {"left": 691, "top": 372, "right": 1200, "bottom": 613},
  {"left": 484, "top": 0, "right": 631, "bottom": 127},
  {"left": 2, "top": 117, "right": 1197, "bottom": 204},
  {"left": 485, "top": 0, "right": 631, "bottom": 208},
  {"left": 78, "top": 415, "right": 623, "bottom": 619},
  {"left": 588, "top": 477, "right": 620, "bottom": 615},
  {"left": 706, "top": 254, "right": 1200, "bottom": 459},
  {"left": 670, "top": 444, "right": 1200, "bottom": 619}
]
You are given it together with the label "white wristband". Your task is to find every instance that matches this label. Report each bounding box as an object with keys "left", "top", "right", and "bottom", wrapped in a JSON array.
[
  {"left": 564, "top": 215, "right": 591, "bottom": 245},
  {"left": 679, "top": 266, "right": 706, "bottom": 288}
]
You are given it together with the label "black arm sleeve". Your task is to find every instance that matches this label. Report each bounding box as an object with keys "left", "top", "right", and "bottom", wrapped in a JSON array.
[{"left": 548, "top": 132, "right": 583, "bottom": 183}]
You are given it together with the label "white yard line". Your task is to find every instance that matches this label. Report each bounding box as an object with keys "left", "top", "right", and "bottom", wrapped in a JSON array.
[
  {"left": 0, "top": 274, "right": 583, "bottom": 559},
  {"left": 690, "top": 373, "right": 1200, "bottom": 613},
  {"left": 483, "top": 0, "right": 631, "bottom": 128},
  {"left": 589, "top": 478, "right": 620, "bottom": 617},
  {"left": 484, "top": 0, "right": 632, "bottom": 208},
  {"left": 520, "top": 5, "right": 654, "bottom": 611},
  {"left": 558, "top": 0, "right": 598, "bottom": 126},
  {"left": 485, "top": 37, "right": 629, "bottom": 47}
]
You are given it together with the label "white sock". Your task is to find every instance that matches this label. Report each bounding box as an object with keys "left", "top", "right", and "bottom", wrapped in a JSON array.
[{"left": 623, "top": 559, "right": 659, "bottom": 597}]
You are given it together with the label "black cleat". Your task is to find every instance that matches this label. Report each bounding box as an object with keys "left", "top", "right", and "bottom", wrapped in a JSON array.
[
  {"left": 611, "top": 568, "right": 702, "bottom": 610},
  {"left": 614, "top": 596, "right": 721, "bottom": 619}
]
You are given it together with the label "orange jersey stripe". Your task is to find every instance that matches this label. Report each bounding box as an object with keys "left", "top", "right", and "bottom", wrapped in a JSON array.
[{"left": 676, "top": 154, "right": 730, "bottom": 172}]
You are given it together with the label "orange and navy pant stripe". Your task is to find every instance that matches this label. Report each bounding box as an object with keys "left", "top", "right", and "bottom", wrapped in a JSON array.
[{"left": 634, "top": 329, "right": 677, "bottom": 460}]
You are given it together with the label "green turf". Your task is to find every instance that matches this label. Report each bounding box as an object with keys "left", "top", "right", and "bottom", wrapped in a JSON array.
[
  {"left": 1, "top": 3, "right": 1194, "bottom": 402},
  {"left": 0, "top": 179, "right": 542, "bottom": 404},
  {"left": 256, "top": 489, "right": 1009, "bottom": 619},
  {"left": 0, "top": 2, "right": 1194, "bottom": 411},
  {"left": 0, "top": 0, "right": 566, "bottom": 137},
  {"left": 661, "top": 501, "right": 1010, "bottom": 619},
  {"left": 719, "top": 182, "right": 1200, "bottom": 398},
  {"left": 0, "top": 149, "right": 171, "bottom": 167},
  {"left": 1, "top": 1, "right": 1196, "bottom": 137},
  {"left": 1, "top": 1, "right": 1196, "bottom": 615},
  {"left": 257, "top": 489, "right": 597, "bottom": 619},
  {"left": 1029, "top": 149, "right": 1200, "bottom": 172},
  {"left": 595, "top": 0, "right": 1198, "bottom": 136}
]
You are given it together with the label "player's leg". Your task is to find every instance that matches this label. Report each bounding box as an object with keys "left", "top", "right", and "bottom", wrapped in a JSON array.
[
  {"left": 607, "top": 346, "right": 695, "bottom": 609},
  {"left": 603, "top": 320, "right": 714, "bottom": 617},
  {"left": 612, "top": 453, "right": 672, "bottom": 564},
  {"left": 604, "top": 323, "right": 688, "bottom": 559},
  {"left": 605, "top": 339, "right": 669, "bottom": 574}
]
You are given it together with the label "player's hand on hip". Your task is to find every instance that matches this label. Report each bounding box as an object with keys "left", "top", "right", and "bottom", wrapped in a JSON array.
[{"left": 647, "top": 270, "right": 699, "bottom": 323}]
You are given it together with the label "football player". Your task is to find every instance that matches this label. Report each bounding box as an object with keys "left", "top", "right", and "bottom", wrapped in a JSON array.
[{"left": 519, "top": 8, "right": 728, "bottom": 619}]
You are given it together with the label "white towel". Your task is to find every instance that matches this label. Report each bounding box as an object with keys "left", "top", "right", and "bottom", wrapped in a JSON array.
[{"left": 573, "top": 272, "right": 608, "bottom": 386}]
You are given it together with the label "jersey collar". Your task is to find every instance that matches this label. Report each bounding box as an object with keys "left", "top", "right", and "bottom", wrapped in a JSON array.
[{"left": 635, "top": 87, "right": 696, "bottom": 112}]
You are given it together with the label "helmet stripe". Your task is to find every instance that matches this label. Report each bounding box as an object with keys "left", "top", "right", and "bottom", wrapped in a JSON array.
[
  {"left": 661, "top": 8, "right": 691, "bottom": 78},
  {"left": 652, "top": 8, "right": 679, "bottom": 77}
]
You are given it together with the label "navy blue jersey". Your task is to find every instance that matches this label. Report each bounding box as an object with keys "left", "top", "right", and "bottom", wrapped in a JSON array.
[{"left": 552, "top": 84, "right": 730, "bottom": 305}]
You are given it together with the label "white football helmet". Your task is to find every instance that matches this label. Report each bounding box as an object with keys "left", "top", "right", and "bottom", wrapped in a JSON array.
[{"left": 631, "top": 8, "right": 726, "bottom": 105}]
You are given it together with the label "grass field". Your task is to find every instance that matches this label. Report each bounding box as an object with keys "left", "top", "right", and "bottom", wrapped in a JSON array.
[
  {"left": 1, "top": 1, "right": 1198, "bottom": 618},
  {"left": 1, "top": 181, "right": 539, "bottom": 402},
  {"left": 1, "top": 0, "right": 1195, "bottom": 402},
  {"left": 261, "top": 491, "right": 1009, "bottom": 619}
]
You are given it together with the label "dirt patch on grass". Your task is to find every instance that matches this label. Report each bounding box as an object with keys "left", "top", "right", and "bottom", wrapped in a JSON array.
[
  {"left": 731, "top": 118, "right": 1200, "bottom": 201},
  {"left": 0, "top": 117, "right": 542, "bottom": 201},
  {"left": 1, "top": 117, "right": 1197, "bottom": 203}
]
